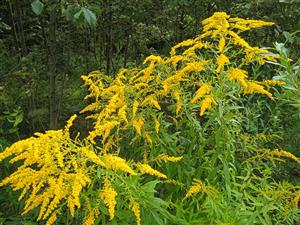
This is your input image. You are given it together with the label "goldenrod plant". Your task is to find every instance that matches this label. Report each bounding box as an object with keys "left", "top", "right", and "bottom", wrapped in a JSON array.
[{"left": 1, "top": 12, "right": 300, "bottom": 225}]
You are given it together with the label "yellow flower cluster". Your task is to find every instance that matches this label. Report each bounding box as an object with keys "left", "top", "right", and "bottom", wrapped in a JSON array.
[
  {"left": 155, "top": 153, "right": 183, "bottom": 163},
  {"left": 130, "top": 199, "right": 141, "bottom": 225},
  {"left": 100, "top": 180, "right": 118, "bottom": 220},
  {"left": 184, "top": 179, "right": 219, "bottom": 200},
  {"left": 136, "top": 163, "right": 167, "bottom": 179}
]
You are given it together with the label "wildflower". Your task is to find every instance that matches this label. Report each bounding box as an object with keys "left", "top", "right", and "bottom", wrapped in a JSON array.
[
  {"left": 83, "top": 209, "right": 100, "bottom": 225},
  {"left": 118, "top": 104, "right": 128, "bottom": 123},
  {"left": 218, "top": 36, "right": 226, "bottom": 52},
  {"left": 293, "top": 190, "right": 300, "bottom": 207},
  {"left": 261, "top": 80, "right": 286, "bottom": 87},
  {"left": 143, "top": 55, "right": 163, "bottom": 64},
  {"left": 228, "top": 31, "right": 251, "bottom": 49},
  {"left": 136, "top": 163, "right": 167, "bottom": 179},
  {"left": 154, "top": 118, "right": 160, "bottom": 133},
  {"left": 243, "top": 81, "right": 273, "bottom": 98},
  {"left": 102, "top": 154, "right": 137, "bottom": 175},
  {"left": 64, "top": 114, "right": 77, "bottom": 134},
  {"left": 142, "top": 95, "right": 161, "bottom": 110},
  {"left": 144, "top": 132, "right": 153, "bottom": 145},
  {"left": 191, "top": 83, "right": 212, "bottom": 103},
  {"left": 268, "top": 149, "right": 300, "bottom": 164},
  {"left": 184, "top": 179, "right": 219, "bottom": 200},
  {"left": 155, "top": 153, "right": 183, "bottom": 163},
  {"left": 199, "top": 95, "right": 217, "bottom": 116},
  {"left": 100, "top": 180, "right": 118, "bottom": 220},
  {"left": 132, "top": 100, "right": 139, "bottom": 118},
  {"left": 170, "top": 39, "right": 195, "bottom": 56},
  {"left": 130, "top": 199, "right": 141, "bottom": 225},
  {"left": 216, "top": 54, "right": 230, "bottom": 73},
  {"left": 173, "top": 90, "right": 183, "bottom": 114},
  {"left": 228, "top": 68, "right": 248, "bottom": 87},
  {"left": 45, "top": 211, "right": 58, "bottom": 225},
  {"left": 133, "top": 118, "right": 144, "bottom": 136}
]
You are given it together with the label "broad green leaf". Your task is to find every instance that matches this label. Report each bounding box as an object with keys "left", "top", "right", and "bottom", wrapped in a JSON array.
[
  {"left": 31, "top": 0, "right": 44, "bottom": 15},
  {"left": 83, "top": 8, "right": 97, "bottom": 26}
]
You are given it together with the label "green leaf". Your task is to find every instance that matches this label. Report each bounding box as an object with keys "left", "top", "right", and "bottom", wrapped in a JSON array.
[
  {"left": 82, "top": 8, "right": 97, "bottom": 26},
  {"left": 141, "top": 180, "right": 160, "bottom": 194},
  {"left": 31, "top": 0, "right": 44, "bottom": 15}
]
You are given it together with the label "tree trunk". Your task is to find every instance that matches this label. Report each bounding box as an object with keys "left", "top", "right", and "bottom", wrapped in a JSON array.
[
  {"left": 48, "top": 7, "right": 58, "bottom": 129},
  {"left": 7, "top": 0, "right": 20, "bottom": 54},
  {"left": 14, "top": 0, "right": 27, "bottom": 57}
]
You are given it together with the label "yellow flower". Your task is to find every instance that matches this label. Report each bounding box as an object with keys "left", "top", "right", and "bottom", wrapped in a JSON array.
[
  {"left": 243, "top": 81, "right": 273, "bottom": 98},
  {"left": 268, "top": 149, "right": 300, "bottom": 164},
  {"left": 143, "top": 55, "right": 163, "bottom": 64},
  {"left": 102, "top": 154, "right": 137, "bottom": 175},
  {"left": 228, "top": 68, "right": 248, "bottom": 87},
  {"left": 100, "top": 180, "right": 118, "bottom": 220},
  {"left": 136, "top": 163, "right": 167, "bottom": 179},
  {"left": 216, "top": 54, "right": 230, "bottom": 73},
  {"left": 155, "top": 153, "right": 183, "bottom": 163},
  {"left": 142, "top": 95, "right": 161, "bottom": 110},
  {"left": 133, "top": 118, "right": 144, "bottom": 136},
  {"left": 173, "top": 90, "right": 183, "bottom": 115},
  {"left": 261, "top": 80, "right": 286, "bottom": 87},
  {"left": 218, "top": 36, "right": 226, "bottom": 52},
  {"left": 130, "top": 199, "right": 141, "bottom": 225},
  {"left": 154, "top": 118, "right": 160, "bottom": 133},
  {"left": 83, "top": 208, "right": 100, "bottom": 225},
  {"left": 132, "top": 100, "right": 139, "bottom": 118},
  {"left": 64, "top": 114, "right": 77, "bottom": 134},
  {"left": 183, "top": 179, "right": 219, "bottom": 200},
  {"left": 118, "top": 104, "right": 128, "bottom": 123},
  {"left": 191, "top": 83, "right": 212, "bottom": 103},
  {"left": 45, "top": 211, "right": 58, "bottom": 225},
  {"left": 170, "top": 39, "right": 195, "bottom": 56},
  {"left": 199, "top": 95, "right": 217, "bottom": 116}
]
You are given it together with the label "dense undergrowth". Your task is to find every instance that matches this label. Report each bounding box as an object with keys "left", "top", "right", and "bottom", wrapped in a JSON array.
[{"left": 0, "top": 12, "right": 300, "bottom": 225}]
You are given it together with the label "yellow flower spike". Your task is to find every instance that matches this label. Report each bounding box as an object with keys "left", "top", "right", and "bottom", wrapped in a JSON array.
[
  {"left": 143, "top": 55, "right": 163, "bottom": 64},
  {"left": 228, "top": 68, "right": 248, "bottom": 88},
  {"left": 83, "top": 208, "right": 100, "bottom": 225},
  {"left": 102, "top": 154, "right": 137, "bottom": 175},
  {"left": 136, "top": 163, "right": 167, "bottom": 179},
  {"left": 173, "top": 90, "right": 183, "bottom": 115},
  {"left": 45, "top": 211, "right": 58, "bottom": 225},
  {"left": 118, "top": 104, "right": 128, "bottom": 123},
  {"left": 170, "top": 39, "right": 195, "bottom": 56},
  {"left": 144, "top": 132, "right": 153, "bottom": 145},
  {"left": 243, "top": 81, "right": 273, "bottom": 98},
  {"left": 268, "top": 149, "right": 300, "bottom": 164},
  {"left": 155, "top": 153, "right": 183, "bottom": 163},
  {"left": 99, "top": 180, "right": 118, "bottom": 221},
  {"left": 261, "top": 80, "right": 286, "bottom": 87},
  {"left": 141, "top": 95, "right": 161, "bottom": 110},
  {"left": 132, "top": 100, "right": 139, "bottom": 118},
  {"left": 183, "top": 179, "right": 219, "bottom": 200},
  {"left": 218, "top": 36, "right": 226, "bottom": 52},
  {"left": 154, "top": 118, "right": 160, "bottom": 133},
  {"left": 191, "top": 83, "right": 212, "bottom": 103},
  {"left": 216, "top": 54, "right": 230, "bottom": 73},
  {"left": 228, "top": 31, "right": 251, "bottom": 49},
  {"left": 133, "top": 118, "right": 144, "bottom": 136},
  {"left": 80, "top": 147, "right": 105, "bottom": 167},
  {"left": 199, "top": 95, "right": 217, "bottom": 116},
  {"left": 64, "top": 114, "right": 77, "bottom": 134},
  {"left": 130, "top": 199, "right": 141, "bottom": 225},
  {"left": 166, "top": 55, "right": 184, "bottom": 68},
  {"left": 293, "top": 190, "right": 300, "bottom": 207}
]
